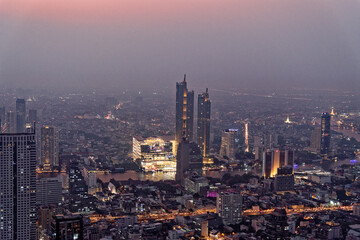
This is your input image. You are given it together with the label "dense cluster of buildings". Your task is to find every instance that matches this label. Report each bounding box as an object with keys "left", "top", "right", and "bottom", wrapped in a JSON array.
[{"left": 1, "top": 81, "right": 360, "bottom": 239}]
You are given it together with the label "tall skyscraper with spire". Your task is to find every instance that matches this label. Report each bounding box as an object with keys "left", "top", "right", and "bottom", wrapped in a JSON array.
[
  {"left": 175, "top": 75, "right": 194, "bottom": 150},
  {"left": 197, "top": 88, "right": 211, "bottom": 157}
]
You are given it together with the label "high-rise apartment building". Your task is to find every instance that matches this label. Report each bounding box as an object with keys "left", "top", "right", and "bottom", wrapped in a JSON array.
[
  {"left": 16, "top": 98, "right": 26, "bottom": 133},
  {"left": 310, "top": 128, "right": 321, "bottom": 152},
  {"left": 0, "top": 132, "right": 37, "bottom": 240},
  {"left": 216, "top": 192, "right": 242, "bottom": 225},
  {"left": 220, "top": 129, "right": 237, "bottom": 160},
  {"left": 320, "top": 112, "right": 331, "bottom": 154},
  {"left": 175, "top": 75, "right": 194, "bottom": 151},
  {"left": 197, "top": 88, "right": 211, "bottom": 157},
  {"left": 40, "top": 126, "right": 59, "bottom": 168},
  {"left": 262, "top": 149, "right": 294, "bottom": 178}
]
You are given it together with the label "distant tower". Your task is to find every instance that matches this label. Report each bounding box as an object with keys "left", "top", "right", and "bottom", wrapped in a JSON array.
[
  {"left": 0, "top": 132, "right": 37, "bottom": 240},
  {"left": 175, "top": 75, "right": 194, "bottom": 151},
  {"left": 0, "top": 107, "right": 5, "bottom": 130},
  {"left": 310, "top": 128, "right": 321, "bottom": 152},
  {"left": 40, "top": 126, "right": 59, "bottom": 169},
  {"left": 6, "top": 110, "right": 16, "bottom": 133},
  {"left": 244, "top": 121, "right": 249, "bottom": 152},
  {"left": 28, "top": 109, "right": 37, "bottom": 124},
  {"left": 16, "top": 99, "right": 26, "bottom": 133},
  {"left": 330, "top": 107, "right": 335, "bottom": 116},
  {"left": 320, "top": 112, "right": 331, "bottom": 154},
  {"left": 197, "top": 88, "right": 211, "bottom": 157},
  {"left": 220, "top": 129, "right": 237, "bottom": 160}
]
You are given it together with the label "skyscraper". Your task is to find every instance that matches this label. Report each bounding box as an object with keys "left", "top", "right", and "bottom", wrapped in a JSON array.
[
  {"left": 175, "top": 75, "right": 194, "bottom": 151},
  {"left": 197, "top": 88, "right": 211, "bottom": 157},
  {"left": 0, "top": 132, "right": 37, "bottom": 240},
  {"left": 262, "top": 148, "right": 294, "bottom": 178},
  {"left": 310, "top": 127, "right": 321, "bottom": 152},
  {"left": 6, "top": 110, "right": 16, "bottom": 133},
  {"left": 216, "top": 192, "right": 242, "bottom": 225},
  {"left": 320, "top": 112, "right": 331, "bottom": 154},
  {"left": 16, "top": 99, "right": 26, "bottom": 133},
  {"left": 220, "top": 129, "right": 237, "bottom": 160},
  {"left": 175, "top": 141, "right": 203, "bottom": 185},
  {"left": 28, "top": 109, "right": 37, "bottom": 124},
  {"left": 39, "top": 126, "right": 59, "bottom": 168}
]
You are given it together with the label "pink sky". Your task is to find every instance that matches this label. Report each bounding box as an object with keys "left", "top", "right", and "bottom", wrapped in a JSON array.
[{"left": 0, "top": 0, "right": 247, "bottom": 25}]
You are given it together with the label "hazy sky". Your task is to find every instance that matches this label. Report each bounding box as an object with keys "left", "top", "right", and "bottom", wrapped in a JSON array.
[{"left": 0, "top": 0, "right": 360, "bottom": 91}]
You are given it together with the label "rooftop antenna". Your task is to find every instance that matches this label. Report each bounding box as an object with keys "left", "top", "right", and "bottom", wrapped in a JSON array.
[{"left": 183, "top": 74, "right": 186, "bottom": 82}]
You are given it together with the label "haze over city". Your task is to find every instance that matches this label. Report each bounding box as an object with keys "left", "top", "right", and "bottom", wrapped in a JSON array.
[{"left": 1, "top": 0, "right": 360, "bottom": 91}]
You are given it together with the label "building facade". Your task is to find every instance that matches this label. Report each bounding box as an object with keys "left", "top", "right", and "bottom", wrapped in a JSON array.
[
  {"left": 197, "top": 89, "right": 211, "bottom": 157},
  {"left": 320, "top": 112, "right": 331, "bottom": 154},
  {"left": 132, "top": 136, "right": 176, "bottom": 172},
  {"left": 216, "top": 192, "right": 242, "bottom": 225},
  {"left": 39, "top": 126, "right": 59, "bottom": 168},
  {"left": 262, "top": 148, "right": 294, "bottom": 178},
  {"left": 16, "top": 98, "right": 26, "bottom": 133},
  {"left": 0, "top": 133, "right": 37, "bottom": 240},
  {"left": 220, "top": 129, "right": 237, "bottom": 160}
]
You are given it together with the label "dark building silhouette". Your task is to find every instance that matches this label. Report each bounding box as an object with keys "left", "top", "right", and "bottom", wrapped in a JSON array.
[
  {"left": 16, "top": 98, "right": 26, "bottom": 133},
  {"left": 320, "top": 112, "right": 331, "bottom": 154},
  {"left": 175, "top": 142, "right": 203, "bottom": 185},
  {"left": 197, "top": 88, "right": 211, "bottom": 157},
  {"left": 28, "top": 109, "right": 37, "bottom": 124},
  {"left": 52, "top": 215, "right": 84, "bottom": 240}
]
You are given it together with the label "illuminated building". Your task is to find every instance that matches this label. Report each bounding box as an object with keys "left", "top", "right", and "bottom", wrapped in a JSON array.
[
  {"left": 0, "top": 132, "right": 37, "bottom": 240},
  {"left": 16, "top": 98, "right": 26, "bottom": 133},
  {"left": 274, "top": 166, "right": 294, "bottom": 192},
  {"left": 39, "top": 126, "right": 59, "bottom": 169},
  {"left": 320, "top": 112, "right": 331, "bottom": 154},
  {"left": 220, "top": 129, "right": 237, "bottom": 160},
  {"left": 197, "top": 88, "right": 211, "bottom": 157},
  {"left": 284, "top": 115, "right": 292, "bottom": 124},
  {"left": 175, "top": 75, "right": 194, "bottom": 152},
  {"left": 330, "top": 107, "right": 336, "bottom": 116},
  {"left": 244, "top": 121, "right": 249, "bottom": 152},
  {"left": 262, "top": 149, "right": 294, "bottom": 178},
  {"left": 310, "top": 128, "right": 321, "bottom": 152},
  {"left": 132, "top": 136, "right": 176, "bottom": 172},
  {"left": 216, "top": 192, "right": 242, "bottom": 225}
]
